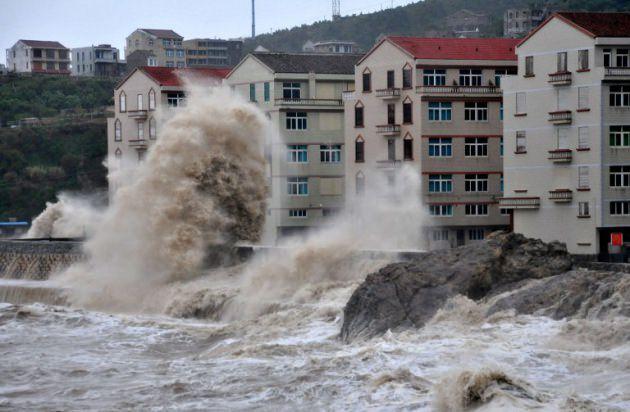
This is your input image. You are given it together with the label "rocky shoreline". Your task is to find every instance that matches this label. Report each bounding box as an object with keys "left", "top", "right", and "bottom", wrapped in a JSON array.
[{"left": 340, "top": 232, "right": 630, "bottom": 342}]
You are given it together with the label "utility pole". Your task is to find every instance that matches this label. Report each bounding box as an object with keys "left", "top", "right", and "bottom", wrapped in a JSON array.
[
  {"left": 332, "top": 0, "right": 340, "bottom": 20},
  {"left": 251, "top": 0, "right": 256, "bottom": 38}
]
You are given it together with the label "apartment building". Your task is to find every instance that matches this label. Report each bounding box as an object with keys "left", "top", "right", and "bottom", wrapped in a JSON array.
[
  {"left": 344, "top": 36, "right": 518, "bottom": 250},
  {"left": 226, "top": 52, "right": 361, "bottom": 243},
  {"left": 303, "top": 40, "right": 359, "bottom": 54},
  {"left": 504, "top": 8, "right": 549, "bottom": 38},
  {"left": 183, "top": 39, "right": 243, "bottom": 68},
  {"left": 125, "top": 29, "right": 185, "bottom": 70},
  {"left": 501, "top": 12, "right": 630, "bottom": 257},
  {"left": 72, "top": 44, "right": 125, "bottom": 77},
  {"left": 445, "top": 10, "right": 490, "bottom": 38},
  {"left": 107, "top": 66, "right": 229, "bottom": 187},
  {"left": 5, "top": 40, "right": 70, "bottom": 74}
]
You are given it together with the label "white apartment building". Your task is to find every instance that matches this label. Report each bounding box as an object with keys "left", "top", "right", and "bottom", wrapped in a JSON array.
[
  {"left": 345, "top": 36, "right": 518, "bottom": 250},
  {"left": 501, "top": 12, "right": 630, "bottom": 257},
  {"left": 72, "top": 44, "right": 124, "bottom": 77},
  {"left": 6, "top": 40, "right": 70, "bottom": 74},
  {"left": 226, "top": 52, "right": 361, "bottom": 243}
]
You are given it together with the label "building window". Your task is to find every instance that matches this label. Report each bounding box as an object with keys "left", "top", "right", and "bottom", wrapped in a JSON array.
[
  {"left": 557, "top": 51, "right": 568, "bottom": 72},
  {"left": 464, "top": 137, "right": 488, "bottom": 157},
  {"left": 469, "top": 228, "right": 485, "bottom": 241},
  {"left": 525, "top": 56, "right": 534, "bottom": 76},
  {"left": 403, "top": 136, "right": 413, "bottom": 160},
  {"left": 429, "top": 204, "right": 453, "bottom": 216},
  {"left": 249, "top": 83, "right": 256, "bottom": 102},
  {"left": 609, "top": 166, "right": 630, "bottom": 187},
  {"left": 387, "top": 70, "right": 395, "bottom": 89},
  {"left": 165, "top": 49, "right": 174, "bottom": 57},
  {"left": 604, "top": 49, "right": 612, "bottom": 67},
  {"left": 402, "top": 65, "right": 412, "bottom": 88},
  {"left": 177, "top": 61, "right": 185, "bottom": 68},
  {"left": 500, "top": 174, "right": 504, "bottom": 192},
  {"left": 610, "top": 125, "right": 630, "bottom": 148},
  {"left": 578, "top": 126, "right": 590, "bottom": 150},
  {"left": 428, "top": 174, "right": 453, "bottom": 193},
  {"left": 465, "top": 174, "right": 488, "bottom": 192},
  {"left": 494, "top": 69, "right": 511, "bottom": 87},
  {"left": 464, "top": 102, "right": 488, "bottom": 121},
  {"left": 320, "top": 145, "right": 342, "bottom": 163},
  {"left": 403, "top": 100, "right": 413, "bottom": 123},
  {"left": 114, "top": 148, "right": 122, "bottom": 159},
  {"left": 148, "top": 57, "right": 157, "bottom": 67},
  {"left": 355, "top": 136, "right": 365, "bottom": 163},
  {"left": 149, "top": 117, "right": 156, "bottom": 140},
  {"left": 459, "top": 69, "right": 482, "bottom": 86},
  {"left": 284, "top": 145, "right": 306, "bottom": 163},
  {"left": 432, "top": 229, "right": 449, "bottom": 241},
  {"left": 610, "top": 201, "right": 630, "bottom": 216},
  {"left": 557, "top": 127, "right": 569, "bottom": 150},
  {"left": 516, "top": 131, "right": 526, "bottom": 153},
  {"left": 428, "top": 138, "right": 452, "bottom": 157},
  {"left": 500, "top": 208, "right": 510, "bottom": 216},
  {"left": 137, "top": 122, "right": 144, "bottom": 139},
  {"left": 354, "top": 103, "right": 364, "bottom": 127},
  {"left": 578, "top": 49, "right": 589, "bottom": 70},
  {"left": 423, "top": 69, "right": 446, "bottom": 86},
  {"left": 428, "top": 102, "right": 452, "bottom": 121},
  {"left": 610, "top": 85, "right": 630, "bottom": 107},
  {"left": 166, "top": 61, "right": 175, "bottom": 68},
  {"left": 578, "top": 87, "right": 589, "bottom": 110},
  {"left": 286, "top": 112, "right": 307, "bottom": 130},
  {"left": 355, "top": 171, "right": 365, "bottom": 195},
  {"left": 289, "top": 209, "right": 307, "bottom": 218},
  {"left": 500, "top": 103, "right": 504, "bottom": 121},
  {"left": 167, "top": 92, "right": 185, "bottom": 107},
  {"left": 578, "top": 166, "right": 590, "bottom": 189},
  {"left": 264, "top": 82, "right": 270, "bottom": 102},
  {"left": 578, "top": 202, "right": 590, "bottom": 217},
  {"left": 176, "top": 50, "right": 185, "bottom": 58},
  {"left": 119, "top": 92, "right": 126, "bottom": 112},
  {"left": 287, "top": 177, "right": 308, "bottom": 196},
  {"left": 362, "top": 70, "right": 371, "bottom": 92},
  {"left": 516, "top": 92, "right": 526, "bottom": 114},
  {"left": 137, "top": 94, "right": 143, "bottom": 110},
  {"left": 616, "top": 49, "right": 629, "bottom": 67},
  {"left": 387, "top": 104, "right": 396, "bottom": 125},
  {"left": 500, "top": 137, "right": 504, "bottom": 157},
  {"left": 114, "top": 119, "right": 122, "bottom": 141},
  {"left": 283, "top": 82, "right": 300, "bottom": 99},
  {"left": 465, "top": 204, "right": 488, "bottom": 216},
  {"left": 148, "top": 89, "right": 156, "bottom": 110}
]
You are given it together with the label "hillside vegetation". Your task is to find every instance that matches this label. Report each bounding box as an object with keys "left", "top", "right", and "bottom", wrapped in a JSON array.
[{"left": 244, "top": 0, "right": 630, "bottom": 53}]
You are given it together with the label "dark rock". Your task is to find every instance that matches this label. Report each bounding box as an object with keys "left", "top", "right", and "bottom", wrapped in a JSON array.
[{"left": 340, "top": 232, "right": 573, "bottom": 342}]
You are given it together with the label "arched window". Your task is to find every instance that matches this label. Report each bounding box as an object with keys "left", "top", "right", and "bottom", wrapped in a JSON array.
[
  {"left": 362, "top": 68, "right": 371, "bottom": 92},
  {"left": 354, "top": 100, "right": 364, "bottom": 128},
  {"left": 114, "top": 119, "right": 122, "bottom": 141},
  {"left": 355, "top": 171, "right": 365, "bottom": 195},
  {"left": 114, "top": 148, "right": 122, "bottom": 159},
  {"left": 119, "top": 91, "right": 126, "bottom": 112},
  {"left": 403, "top": 96, "right": 413, "bottom": 124},
  {"left": 403, "top": 133, "right": 413, "bottom": 161},
  {"left": 149, "top": 117, "right": 157, "bottom": 140},
  {"left": 402, "top": 63, "right": 413, "bottom": 89},
  {"left": 355, "top": 135, "right": 365, "bottom": 163},
  {"left": 148, "top": 89, "right": 156, "bottom": 110}
]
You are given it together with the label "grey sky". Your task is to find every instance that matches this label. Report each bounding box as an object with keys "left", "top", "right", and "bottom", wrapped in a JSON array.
[{"left": 2, "top": 0, "right": 416, "bottom": 62}]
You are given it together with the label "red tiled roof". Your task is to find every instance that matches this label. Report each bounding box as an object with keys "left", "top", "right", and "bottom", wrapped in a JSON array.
[
  {"left": 555, "top": 12, "right": 630, "bottom": 38},
  {"left": 387, "top": 36, "right": 518, "bottom": 61},
  {"left": 19, "top": 40, "right": 67, "bottom": 49},
  {"left": 139, "top": 29, "right": 183, "bottom": 39},
  {"left": 140, "top": 66, "right": 231, "bottom": 86}
]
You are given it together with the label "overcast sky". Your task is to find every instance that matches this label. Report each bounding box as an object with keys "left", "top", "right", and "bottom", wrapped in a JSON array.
[{"left": 2, "top": 0, "right": 416, "bottom": 62}]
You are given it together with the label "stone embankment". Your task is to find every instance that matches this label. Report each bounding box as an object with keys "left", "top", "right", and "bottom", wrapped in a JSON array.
[
  {"left": 340, "top": 232, "right": 629, "bottom": 342},
  {"left": 0, "top": 239, "right": 83, "bottom": 280}
]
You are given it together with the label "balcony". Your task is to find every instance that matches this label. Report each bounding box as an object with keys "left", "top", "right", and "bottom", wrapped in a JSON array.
[
  {"left": 605, "top": 67, "right": 630, "bottom": 77},
  {"left": 549, "top": 189, "right": 573, "bottom": 203},
  {"left": 548, "top": 71, "right": 572, "bottom": 85},
  {"left": 376, "top": 124, "right": 401, "bottom": 136},
  {"left": 128, "top": 139, "right": 148, "bottom": 149},
  {"left": 342, "top": 91, "right": 356, "bottom": 101},
  {"left": 548, "top": 110, "right": 572, "bottom": 125},
  {"left": 376, "top": 160, "right": 402, "bottom": 169},
  {"left": 128, "top": 110, "right": 148, "bottom": 120},
  {"left": 375, "top": 88, "right": 401, "bottom": 99},
  {"left": 415, "top": 85, "right": 501, "bottom": 97},
  {"left": 498, "top": 197, "right": 540, "bottom": 209},
  {"left": 275, "top": 98, "right": 342, "bottom": 107},
  {"left": 548, "top": 149, "right": 572, "bottom": 163}
]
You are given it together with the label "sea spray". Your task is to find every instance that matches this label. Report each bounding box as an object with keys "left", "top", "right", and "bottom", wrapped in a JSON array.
[
  {"left": 54, "top": 85, "right": 269, "bottom": 312},
  {"left": 26, "top": 193, "right": 105, "bottom": 238}
]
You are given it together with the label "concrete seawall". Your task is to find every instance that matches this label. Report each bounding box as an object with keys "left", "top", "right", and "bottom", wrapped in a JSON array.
[{"left": 0, "top": 239, "right": 84, "bottom": 280}]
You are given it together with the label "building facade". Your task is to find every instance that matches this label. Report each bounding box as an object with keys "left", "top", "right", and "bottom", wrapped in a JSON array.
[
  {"left": 303, "top": 41, "right": 359, "bottom": 54},
  {"left": 183, "top": 39, "right": 243, "bottom": 68},
  {"left": 5, "top": 40, "right": 70, "bottom": 74},
  {"left": 107, "top": 67, "right": 229, "bottom": 191},
  {"left": 125, "top": 29, "right": 185, "bottom": 70},
  {"left": 72, "top": 44, "right": 125, "bottom": 77},
  {"left": 345, "top": 36, "right": 518, "bottom": 250},
  {"left": 504, "top": 8, "right": 549, "bottom": 38},
  {"left": 501, "top": 12, "right": 630, "bottom": 257},
  {"left": 226, "top": 52, "right": 361, "bottom": 243},
  {"left": 445, "top": 10, "right": 490, "bottom": 38}
]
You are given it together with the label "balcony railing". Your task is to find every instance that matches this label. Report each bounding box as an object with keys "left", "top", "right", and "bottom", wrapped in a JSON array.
[
  {"left": 548, "top": 110, "right": 572, "bottom": 124},
  {"left": 128, "top": 139, "right": 148, "bottom": 149},
  {"left": 549, "top": 189, "right": 573, "bottom": 202},
  {"left": 548, "top": 71, "right": 572, "bottom": 85},
  {"left": 548, "top": 149, "right": 572, "bottom": 163},
  {"left": 342, "top": 91, "right": 356, "bottom": 101},
  {"left": 605, "top": 67, "right": 630, "bottom": 77},
  {"left": 376, "top": 160, "right": 402, "bottom": 169},
  {"left": 128, "top": 110, "right": 148, "bottom": 120},
  {"left": 376, "top": 124, "right": 401, "bottom": 135},
  {"left": 375, "top": 88, "right": 401, "bottom": 99},
  {"left": 275, "top": 98, "right": 342, "bottom": 106},
  {"left": 415, "top": 85, "right": 501, "bottom": 96},
  {"left": 498, "top": 197, "right": 540, "bottom": 209}
]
